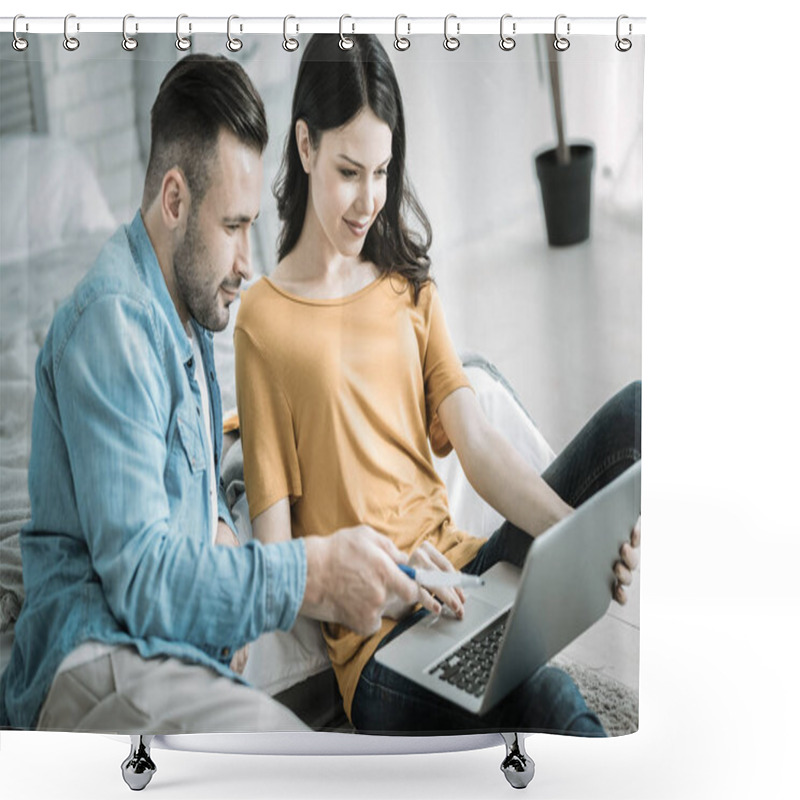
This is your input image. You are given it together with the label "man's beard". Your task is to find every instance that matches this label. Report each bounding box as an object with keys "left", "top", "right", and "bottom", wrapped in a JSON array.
[{"left": 172, "top": 212, "right": 232, "bottom": 333}]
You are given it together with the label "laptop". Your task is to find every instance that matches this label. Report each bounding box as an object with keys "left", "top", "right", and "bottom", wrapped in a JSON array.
[{"left": 375, "top": 460, "right": 641, "bottom": 715}]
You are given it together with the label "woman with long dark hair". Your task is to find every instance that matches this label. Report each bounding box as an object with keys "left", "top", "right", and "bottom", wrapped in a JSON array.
[{"left": 234, "top": 34, "right": 640, "bottom": 734}]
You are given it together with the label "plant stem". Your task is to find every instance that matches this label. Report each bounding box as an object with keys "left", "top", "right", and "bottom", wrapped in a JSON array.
[{"left": 549, "top": 52, "right": 570, "bottom": 165}]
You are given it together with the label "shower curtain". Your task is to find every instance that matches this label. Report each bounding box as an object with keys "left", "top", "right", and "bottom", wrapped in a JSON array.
[{"left": 0, "top": 20, "right": 644, "bottom": 742}]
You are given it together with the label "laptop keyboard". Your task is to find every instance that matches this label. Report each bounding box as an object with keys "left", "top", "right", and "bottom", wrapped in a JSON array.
[{"left": 429, "top": 612, "right": 509, "bottom": 698}]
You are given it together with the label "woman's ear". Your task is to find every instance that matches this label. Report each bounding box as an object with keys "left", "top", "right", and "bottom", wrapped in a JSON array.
[{"left": 295, "top": 119, "right": 312, "bottom": 174}]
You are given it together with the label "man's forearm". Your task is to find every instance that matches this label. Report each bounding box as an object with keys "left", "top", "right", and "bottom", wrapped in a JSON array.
[{"left": 100, "top": 527, "right": 306, "bottom": 655}]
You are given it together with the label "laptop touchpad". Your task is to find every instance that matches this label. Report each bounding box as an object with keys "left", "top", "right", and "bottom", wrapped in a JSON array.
[{"left": 423, "top": 595, "right": 506, "bottom": 642}]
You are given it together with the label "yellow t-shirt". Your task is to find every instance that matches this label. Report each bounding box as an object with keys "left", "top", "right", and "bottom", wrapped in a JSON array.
[{"left": 234, "top": 274, "right": 486, "bottom": 718}]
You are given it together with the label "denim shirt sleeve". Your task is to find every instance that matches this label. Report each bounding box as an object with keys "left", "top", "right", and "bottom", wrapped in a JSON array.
[{"left": 53, "top": 292, "right": 306, "bottom": 653}]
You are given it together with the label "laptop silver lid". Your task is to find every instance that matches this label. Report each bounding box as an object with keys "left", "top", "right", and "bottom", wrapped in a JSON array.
[{"left": 480, "top": 461, "right": 641, "bottom": 712}]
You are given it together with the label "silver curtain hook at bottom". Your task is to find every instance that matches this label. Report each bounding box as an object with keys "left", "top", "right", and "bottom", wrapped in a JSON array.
[
  {"left": 553, "top": 14, "right": 570, "bottom": 51},
  {"left": 499, "top": 14, "right": 516, "bottom": 51},
  {"left": 443, "top": 14, "right": 460, "bottom": 51},
  {"left": 282, "top": 15, "right": 299, "bottom": 52},
  {"left": 176, "top": 14, "right": 191, "bottom": 51},
  {"left": 394, "top": 15, "right": 410, "bottom": 51},
  {"left": 122, "top": 14, "right": 138, "bottom": 51},
  {"left": 227, "top": 15, "right": 243, "bottom": 52},
  {"left": 63, "top": 13, "right": 80, "bottom": 51},
  {"left": 12, "top": 14, "right": 28, "bottom": 51},
  {"left": 616, "top": 15, "right": 632, "bottom": 51}
]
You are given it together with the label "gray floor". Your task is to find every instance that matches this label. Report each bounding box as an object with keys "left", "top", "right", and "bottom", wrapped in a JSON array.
[{"left": 434, "top": 205, "right": 642, "bottom": 693}]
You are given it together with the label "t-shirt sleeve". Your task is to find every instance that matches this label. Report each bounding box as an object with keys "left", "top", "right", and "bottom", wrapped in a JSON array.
[
  {"left": 234, "top": 325, "right": 302, "bottom": 520},
  {"left": 422, "top": 285, "right": 473, "bottom": 457}
]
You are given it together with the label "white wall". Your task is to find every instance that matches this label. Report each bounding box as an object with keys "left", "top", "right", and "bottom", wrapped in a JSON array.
[
  {"left": 21, "top": 32, "right": 643, "bottom": 274},
  {"left": 12, "top": 31, "right": 644, "bottom": 434},
  {"left": 34, "top": 35, "right": 144, "bottom": 224}
]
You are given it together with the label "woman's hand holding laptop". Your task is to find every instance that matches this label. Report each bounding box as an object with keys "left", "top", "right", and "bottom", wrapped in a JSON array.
[{"left": 613, "top": 517, "right": 641, "bottom": 605}]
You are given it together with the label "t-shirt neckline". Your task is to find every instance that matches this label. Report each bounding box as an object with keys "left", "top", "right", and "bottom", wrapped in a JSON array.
[{"left": 260, "top": 273, "right": 387, "bottom": 306}]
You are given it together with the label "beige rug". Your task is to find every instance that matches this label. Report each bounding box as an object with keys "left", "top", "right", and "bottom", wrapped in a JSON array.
[{"left": 553, "top": 658, "right": 639, "bottom": 736}]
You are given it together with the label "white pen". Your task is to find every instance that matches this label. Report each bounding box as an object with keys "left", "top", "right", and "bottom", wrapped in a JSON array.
[{"left": 398, "top": 563, "right": 485, "bottom": 588}]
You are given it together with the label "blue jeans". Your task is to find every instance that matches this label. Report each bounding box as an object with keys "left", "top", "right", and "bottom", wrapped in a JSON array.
[{"left": 350, "top": 381, "right": 641, "bottom": 736}]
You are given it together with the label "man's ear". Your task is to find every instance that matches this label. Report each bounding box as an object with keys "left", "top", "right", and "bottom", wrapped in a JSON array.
[
  {"left": 161, "top": 167, "right": 190, "bottom": 232},
  {"left": 295, "top": 119, "right": 312, "bottom": 174}
]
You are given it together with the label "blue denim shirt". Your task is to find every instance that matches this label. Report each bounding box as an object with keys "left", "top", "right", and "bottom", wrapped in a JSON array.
[{"left": 0, "top": 212, "right": 307, "bottom": 730}]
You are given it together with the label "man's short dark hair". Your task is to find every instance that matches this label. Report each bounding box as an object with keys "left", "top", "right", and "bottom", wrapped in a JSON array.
[{"left": 143, "top": 54, "right": 268, "bottom": 211}]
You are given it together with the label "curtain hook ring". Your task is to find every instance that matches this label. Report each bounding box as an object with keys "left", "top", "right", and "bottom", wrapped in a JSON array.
[
  {"left": 615, "top": 15, "right": 632, "bottom": 52},
  {"left": 282, "top": 15, "right": 299, "bottom": 52},
  {"left": 394, "top": 14, "right": 410, "bottom": 51},
  {"left": 499, "top": 14, "right": 516, "bottom": 51},
  {"left": 227, "top": 15, "right": 243, "bottom": 52},
  {"left": 339, "top": 14, "right": 354, "bottom": 50},
  {"left": 122, "top": 14, "right": 138, "bottom": 51},
  {"left": 12, "top": 14, "right": 29, "bottom": 52},
  {"left": 443, "top": 14, "right": 460, "bottom": 51},
  {"left": 553, "top": 14, "right": 570, "bottom": 51},
  {"left": 176, "top": 14, "right": 191, "bottom": 51},
  {"left": 63, "top": 13, "right": 80, "bottom": 51}
]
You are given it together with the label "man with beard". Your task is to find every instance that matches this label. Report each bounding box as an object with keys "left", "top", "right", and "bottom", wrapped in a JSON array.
[{"left": 0, "top": 55, "right": 428, "bottom": 733}]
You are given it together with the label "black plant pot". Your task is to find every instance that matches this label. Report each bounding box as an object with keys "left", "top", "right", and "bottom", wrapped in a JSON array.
[{"left": 534, "top": 143, "right": 595, "bottom": 246}]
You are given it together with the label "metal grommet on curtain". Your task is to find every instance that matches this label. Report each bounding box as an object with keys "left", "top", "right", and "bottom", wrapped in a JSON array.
[
  {"left": 443, "top": 14, "right": 460, "bottom": 51},
  {"left": 122, "top": 14, "right": 138, "bottom": 51},
  {"left": 176, "top": 14, "right": 191, "bottom": 51},
  {"left": 339, "top": 15, "right": 354, "bottom": 50},
  {"left": 12, "top": 15, "right": 29, "bottom": 52},
  {"left": 615, "top": 15, "right": 632, "bottom": 52},
  {"left": 282, "top": 15, "right": 299, "bottom": 52},
  {"left": 553, "top": 14, "right": 570, "bottom": 51},
  {"left": 499, "top": 14, "right": 516, "bottom": 51},
  {"left": 226, "top": 15, "right": 243, "bottom": 52},
  {"left": 394, "top": 15, "right": 410, "bottom": 51},
  {"left": 63, "top": 14, "right": 80, "bottom": 51}
]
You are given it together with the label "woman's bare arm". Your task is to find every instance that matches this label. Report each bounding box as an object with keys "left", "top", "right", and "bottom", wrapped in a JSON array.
[
  {"left": 437, "top": 387, "right": 640, "bottom": 603},
  {"left": 252, "top": 497, "right": 292, "bottom": 544},
  {"left": 437, "top": 387, "right": 572, "bottom": 538}
]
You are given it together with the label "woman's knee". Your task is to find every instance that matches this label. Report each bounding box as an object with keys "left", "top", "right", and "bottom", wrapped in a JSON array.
[
  {"left": 532, "top": 665, "right": 584, "bottom": 708},
  {"left": 602, "top": 380, "right": 641, "bottom": 457},
  {"left": 621, "top": 380, "right": 641, "bottom": 428},
  {"left": 526, "top": 666, "right": 605, "bottom": 735},
  {"left": 613, "top": 379, "right": 641, "bottom": 425}
]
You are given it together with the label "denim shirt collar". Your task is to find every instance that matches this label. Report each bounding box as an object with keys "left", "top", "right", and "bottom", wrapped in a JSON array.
[{"left": 127, "top": 210, "right": 194, "bottom": 365}]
